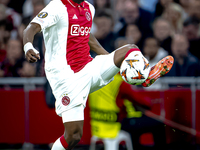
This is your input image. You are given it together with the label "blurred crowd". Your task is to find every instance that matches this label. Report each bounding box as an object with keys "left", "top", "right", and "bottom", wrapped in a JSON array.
[{"left": 0, "top": 0, "right": 200, "bottom": 78}]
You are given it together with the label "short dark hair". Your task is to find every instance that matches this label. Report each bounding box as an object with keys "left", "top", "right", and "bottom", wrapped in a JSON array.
[
  {"left": 144, "top": 36, "right": 160, "bottom": 47},
  {"left": 183, "top": 17, "right": 199, "bottom": 27},
  {"left": 94, "top": 0, "right": 111, "bottom": 9},
  {"left": 0, "top": 19, "right": 13, "bottom": 31},
  {"left": 152, "top": 17, "right": 171, "bottom": 29},
  {"left": 95, "top": 9, "right": 113, "bottom": 19},
  {"left": 94, "top": 9, "right": 114, "bottom": 26}
]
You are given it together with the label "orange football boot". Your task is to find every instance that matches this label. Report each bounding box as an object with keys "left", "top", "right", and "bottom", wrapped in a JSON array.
[{"left": 142, "top": 55, "right": 174, "bottom": 87}]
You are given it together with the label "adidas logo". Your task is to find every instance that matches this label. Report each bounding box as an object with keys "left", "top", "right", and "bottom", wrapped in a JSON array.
[{"left": 72, "top": 14, "right": 78, "bottom": 19}]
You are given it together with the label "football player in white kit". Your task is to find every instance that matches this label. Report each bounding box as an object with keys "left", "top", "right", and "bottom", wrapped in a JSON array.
[{"left": 23, "top": 0, "right": 173, "bottom": 149}]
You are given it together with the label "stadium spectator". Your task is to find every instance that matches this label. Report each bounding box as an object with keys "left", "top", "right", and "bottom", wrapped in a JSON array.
[
  {"left": 162, "top": 2, "right": 185, "bottom": 34},
  {"left": 0, "top": 4, "right": 7, "bottom": 21},
  {"left": 125, "top": 24, "right": 144, "bottom": 51},
  {"left": 183, "top": 17, "right": 200, "bottom": 41},
  {"left": 6, "top": 0, "right": 25, "bottom": 14},
  {"left": 0, "top": 20, "right": 7, "bottom": 54},
  {"left": 116, "top": 0, "right": 153, "bottom": 39},
  {"left": 92, "top": 10, "right": 116, "bottom": 55},
  {"left": 22, "top": 0, "right": 50, "bottom": 18},
  {"left": 143, "top": 37, "right": 168, "bottom": 89},
  {"left": 166, "top": 34, "right": 200, "bottom": 77},
  {"left": 0, "top": 21, "right": 6, "bottom": 76},
  {"left": 178, "top": 0, "right": 192, "bottom": 18},
  {"left": 18, "top": 61, "right": 36, "bottom": 77},
  {"left": 0, "top": 39, "right": 24, "bottom": 77},
  {"left": 0, "top": 16, "right": 14, "bottom": 67},
  {"left": 0, "top": 0, "right": 10, "bottom": 6},
  {"left": 93, "top": 0, "right": 111, "bottom": 11},
  {"left": 0, "top": 5, "right": 14, "bottom": 40},
  {"left": 189, "top": 0, "right": 200, "bottom": 21},
  {"left": 143, "top": 37, "right": 168, "bottom": 67},
  {"left": 22, "top": 0, "right": 46, "bottom": 26},
  {"left": 114, "top": 0, "right": 124, "bottom": 18},
  {"left": 153, "top": 17, "right": 173, "bottom": 55},
  {"left": 113, "top": 0, "right": 125, "bottom": 33},
  {"left": 0, "top": 49, "right": 6, "bottom": 64},
  {"left": 183, "top": 16, "right": 200, "bottom": 60},
  {"left": 0, "top": 68, "right": 4, "bottom": 77},
  {"left": 0, "top": 0, "right": 22, "bottom": 38},
  {"left": 154, "top": 0, "right": 173, "bottom": 18}
]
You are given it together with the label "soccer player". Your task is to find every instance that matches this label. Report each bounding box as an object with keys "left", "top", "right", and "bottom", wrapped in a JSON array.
[{"left": 23, "top": 0, "right": 173, "bottom": 149}]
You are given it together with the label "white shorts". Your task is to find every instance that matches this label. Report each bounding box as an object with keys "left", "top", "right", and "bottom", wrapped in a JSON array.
[
  {"left": 62, "top": 104, "right": 84, "bottom": 122},
  {"left": 45, "top": 52, "right": 119, "bottom": 122}
]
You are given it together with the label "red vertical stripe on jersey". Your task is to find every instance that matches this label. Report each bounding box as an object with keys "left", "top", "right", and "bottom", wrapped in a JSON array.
[{"left": 61, "top": 0, "right": 93, "bottom": 73}]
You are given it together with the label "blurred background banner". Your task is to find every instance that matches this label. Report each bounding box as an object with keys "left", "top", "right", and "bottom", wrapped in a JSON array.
[{"left": 1, "top": 77, "right": 200, "bottom": 150}]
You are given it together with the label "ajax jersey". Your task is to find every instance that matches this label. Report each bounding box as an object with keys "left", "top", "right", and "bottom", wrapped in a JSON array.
[
  {"left": 31, "top": 0, "right": 95, "bottom": 73},
  {"left": 30, "top": 0, "right": 109, "bottom": 116}
]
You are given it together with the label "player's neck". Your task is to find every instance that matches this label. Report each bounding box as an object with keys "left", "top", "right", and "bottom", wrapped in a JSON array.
[{"left": 72, "top": 0, "right": 84, "bottom": 4}]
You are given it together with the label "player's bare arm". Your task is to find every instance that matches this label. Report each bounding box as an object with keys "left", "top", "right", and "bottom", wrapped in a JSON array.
[
  {"left": 89, "top": 33, "right": 109, "bottom": 55},
  {"left": 23, "top": 23, "right": 41, "bottom": 63}
]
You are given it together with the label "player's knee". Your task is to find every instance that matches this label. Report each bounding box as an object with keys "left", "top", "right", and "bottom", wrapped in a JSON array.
[
  {"left": 118, "top": 44, "right": 139, "bottom": 55},
  {"left": 64, "top": 130, "right": 82, "bottom": 147},
  {"left": 72, "top": 131, "right": 82, "bottom": 144}
]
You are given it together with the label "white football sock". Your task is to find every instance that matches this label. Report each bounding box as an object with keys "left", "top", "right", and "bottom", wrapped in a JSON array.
[{"left": 51, "top": 138, "right": 65, "bottom": 150}]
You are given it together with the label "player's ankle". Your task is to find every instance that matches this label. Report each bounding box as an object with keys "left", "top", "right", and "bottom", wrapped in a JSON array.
[{"left": 60, "top": 135, "right": 70, "bottom": 149}]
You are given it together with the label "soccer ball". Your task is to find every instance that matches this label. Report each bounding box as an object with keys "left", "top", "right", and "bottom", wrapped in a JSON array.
[{"left": 120, "top": 52, "right": 150, "bottom": 85}]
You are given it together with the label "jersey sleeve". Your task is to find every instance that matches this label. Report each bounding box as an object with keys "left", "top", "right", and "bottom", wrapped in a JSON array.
[{"left": 31, "top": 0, "right": 60, "bottom": 31}]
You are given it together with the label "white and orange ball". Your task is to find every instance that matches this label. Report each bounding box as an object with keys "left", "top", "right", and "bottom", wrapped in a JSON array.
[{"left": 120, "top": 52, "right": 150, "bottom": 85}]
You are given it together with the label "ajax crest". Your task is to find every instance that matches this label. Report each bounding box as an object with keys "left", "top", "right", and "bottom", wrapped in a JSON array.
[
  {"left": 85, "top": 12, "right": 91, "bottom": 21},
  {"left": 62, "top": 94, "right": 70, "bottom": 106}
]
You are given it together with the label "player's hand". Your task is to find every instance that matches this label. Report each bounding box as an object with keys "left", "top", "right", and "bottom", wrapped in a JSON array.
[{"left": 25, "top": 49, "right": 40, "bottom": 63}]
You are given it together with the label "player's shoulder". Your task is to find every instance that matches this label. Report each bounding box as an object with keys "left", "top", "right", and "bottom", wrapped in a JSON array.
[
  {"left": 84, "top": 1, "right": 93, "bottom": 6},
  {"left": 46, "top": 0, "right": 65, "bottom": 9},
  {"left": 84, "top": 1, "right": 95, "bottom": 10},
  {"left": 47, "top": 0, "right": 60, "bottom": 6},
  {"left": 84, "top": 1, "right": 95, "bottom": 17},
  {"left": 44, "top": 0, "right": 66, "bottom": 13}
]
